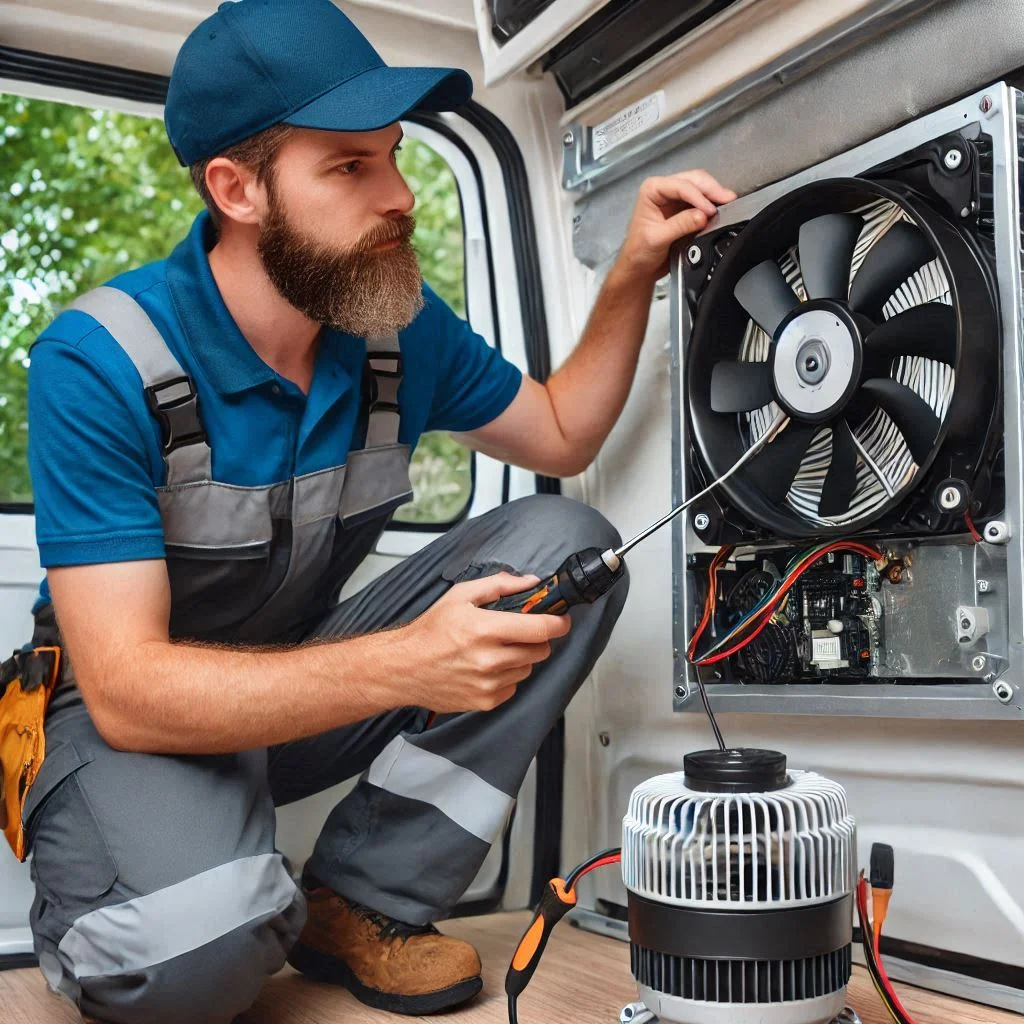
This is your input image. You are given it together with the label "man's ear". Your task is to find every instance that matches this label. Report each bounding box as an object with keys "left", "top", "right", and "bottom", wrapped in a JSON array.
[{"left": 204, "top": 158, "right": 265, "bottom": 226}]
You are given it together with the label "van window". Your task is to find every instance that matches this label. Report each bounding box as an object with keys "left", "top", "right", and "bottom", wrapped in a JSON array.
[{"left": 0, "top": 93, "right": 472, "bottom": 524}]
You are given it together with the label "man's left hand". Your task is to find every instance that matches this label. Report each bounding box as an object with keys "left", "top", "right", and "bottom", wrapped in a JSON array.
[{"left": 618, "top": 170, "right": 737, "bottom": 281}]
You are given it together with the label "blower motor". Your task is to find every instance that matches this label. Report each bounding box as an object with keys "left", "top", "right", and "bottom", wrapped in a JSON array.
[{"left": 621, "top": 748, "right": 857, "bottom": 1024}]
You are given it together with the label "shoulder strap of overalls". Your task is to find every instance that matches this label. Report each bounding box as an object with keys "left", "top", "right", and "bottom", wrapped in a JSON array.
[
  {"left": 67, "top": 287, "right": 212, "bottom": 487},
  {"left": 364, "top": 333, "right": 402, "bottom": 449}
]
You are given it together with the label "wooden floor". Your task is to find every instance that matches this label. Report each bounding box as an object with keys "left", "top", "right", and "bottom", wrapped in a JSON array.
[{"left": 0, "top": 912, "right": 1017, "bottom": 1024}]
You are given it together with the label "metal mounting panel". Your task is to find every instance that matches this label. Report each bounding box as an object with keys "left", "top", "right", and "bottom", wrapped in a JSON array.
[{"left": 670, "top": 85, "right": 1024, "bottom": 719}]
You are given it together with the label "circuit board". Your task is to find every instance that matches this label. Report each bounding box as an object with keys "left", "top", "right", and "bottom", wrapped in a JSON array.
[{"left": 716, "top": 550, "right": 885, "bottom": 683}]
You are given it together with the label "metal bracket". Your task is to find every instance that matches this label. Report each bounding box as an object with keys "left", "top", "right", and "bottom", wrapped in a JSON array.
[{"left": 561, "top": 0, "right": 943, "bottom": 193}]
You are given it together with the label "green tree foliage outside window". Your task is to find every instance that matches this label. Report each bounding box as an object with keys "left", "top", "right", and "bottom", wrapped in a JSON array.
[{"left": 0, "top": 93, "right": 472, "bottom": 523}]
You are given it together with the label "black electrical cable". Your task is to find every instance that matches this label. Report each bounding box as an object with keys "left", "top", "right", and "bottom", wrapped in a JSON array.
[
  {"left": 564, "top": 847, "right": 621, "bottom": 890},
  {"left": 694, "top": 675, "right": 726, "bottom": 751},
  {"left": 506, "top": 849, "right": 622, "bottom": 1024},
  {"left": 857, "top": 875, "right": 913, "bottom": 1024}
]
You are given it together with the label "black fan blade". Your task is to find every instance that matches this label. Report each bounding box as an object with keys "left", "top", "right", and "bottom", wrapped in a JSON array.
[
  {"left": 863, "top": 302, "right": 958, "bottom": 365},
  {"left": 744, "top": 422, "right": 817, "bottom": 505},
  {"left": 710, "top": 360, "right": 775, "bottom": 413},
  {"left": 798, "top": 213, "right": 863, "bottom": 300},
  {"left": 848, "top": 221, "right": 935, "bottom": 320},
  {"left": 818, "top": 418, "right": 859, "bottom": 517},
  {"left": 734, "top": 260, "right": 800, "bottom": 337},
  {"left": 860, "top": 378, "right": 941, "bottom": 464}
]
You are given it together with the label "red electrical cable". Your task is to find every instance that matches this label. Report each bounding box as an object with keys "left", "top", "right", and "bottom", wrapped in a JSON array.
[
  {"left": 965, "top": 510, "right": 983, "bottom": 543},
  {"left": 694, "top": 542, "right": 883, "bottom": 666},
  {"left": 857, "top": 876, "right": 916, "bottom": 1024},
  {"left": 569, "top": 852, "right": 622, "bottom": 890},
  {"left": 687, "top": 546, "right": 732, "bottom": 660},
  {"left": 872, "top": 925, "right": 914, "bottom": 1022}
]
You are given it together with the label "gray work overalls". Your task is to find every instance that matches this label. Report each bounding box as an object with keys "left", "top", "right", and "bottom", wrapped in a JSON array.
[{"left": 24, "top": 286, "right": 629, "bottom": 1024}]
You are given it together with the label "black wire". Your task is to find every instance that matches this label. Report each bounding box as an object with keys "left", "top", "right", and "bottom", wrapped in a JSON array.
[
  {"left": 694, "top": 674, "right": 727, "bottom": 750},
  {"left": 856, "top": 879, "right": 912, "bottom": 1024},
  {"left": 508, "top": 994, "right": 519, "bottom": 1024},
  {"left": 564, "top": 846, "right": 621, "bottom": 890}
]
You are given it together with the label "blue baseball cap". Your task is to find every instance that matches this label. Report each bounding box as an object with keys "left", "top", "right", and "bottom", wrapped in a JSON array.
[{"left": 165, "top": 0, "right": 473, "bottom": 166}]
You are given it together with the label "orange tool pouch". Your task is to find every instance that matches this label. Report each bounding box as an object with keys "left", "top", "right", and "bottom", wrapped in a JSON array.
[{"left": 0, "top": 646, "right": 61, "bottom": 861}]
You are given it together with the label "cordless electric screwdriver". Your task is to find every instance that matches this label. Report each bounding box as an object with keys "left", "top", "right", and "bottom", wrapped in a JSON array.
[
  {"left": 488, "top": 411, "right": 792, "bottom": 616},
  {"left": 489, "top": 489, "right": 709, "bottom": 614}
]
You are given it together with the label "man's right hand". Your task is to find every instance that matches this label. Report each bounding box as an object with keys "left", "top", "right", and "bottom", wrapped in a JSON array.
[{"left": 397, "top": 572, "right": 572, "bottom": 713}]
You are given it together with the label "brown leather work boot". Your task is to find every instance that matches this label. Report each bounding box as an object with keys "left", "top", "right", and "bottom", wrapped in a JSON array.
[{"left": 287, "top": 878, "right": 483, "bottom": 1015}]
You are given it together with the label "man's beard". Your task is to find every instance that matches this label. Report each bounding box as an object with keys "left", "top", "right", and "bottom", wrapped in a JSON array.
[{"left": 256, "top": 187, "right": 425, "bottom": 338}]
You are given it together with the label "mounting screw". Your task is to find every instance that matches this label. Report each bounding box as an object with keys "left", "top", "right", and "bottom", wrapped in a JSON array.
[
  {"left": 993, "top": 679, "right": 1014, "bottom": 704},
  {"left": 598, "top": 731, "right": 611, "bottom": 747},
  {"left": 984, "top": 520, "right": 1010, "bottom": 544},
  {"left": 674, "top": 684, "right": 688, "bottom": 700},
  {"left": 960, "top": 206, "right": 972, "bottom": 218},
  {"left": 693, "top": 512, "right": 711, "bottom": 532},
  {"left": 943, "top": 149, "right": 963, "bottom": 170},
  {"left": 977, "top": 579, "right": 991, "bottom": 593},
  {"left": 960, "top": 615, "right": 972, "bottom": 631},
  {"left": 972, "top": 654, "right": 987, "bottom": 672},
  {"left": 562, "top": 130, "right": 575, "bottom": 147},
  {"left": 687, "top": 244, "right": 703, "bottom": 266},
  {"left": 980, "top": 94, "right": 993, "bottom": 113},
  {"left": 939, "top": 485, "right": 963, "bottom": 510}
]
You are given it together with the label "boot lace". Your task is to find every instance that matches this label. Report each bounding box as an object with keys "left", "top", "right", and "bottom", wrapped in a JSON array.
[{"left": 352, "top": 904, "right": 438, "bottom": 942}]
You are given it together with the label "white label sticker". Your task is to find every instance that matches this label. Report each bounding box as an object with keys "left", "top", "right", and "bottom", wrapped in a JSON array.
[{"left": 591, "top": 91, "right": 665, "bottom": 159}]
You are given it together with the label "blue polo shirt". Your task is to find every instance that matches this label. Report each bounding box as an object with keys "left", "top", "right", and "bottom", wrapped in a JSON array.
[{"left": 27, "top": 211, "right": 522, "bottom": 603}]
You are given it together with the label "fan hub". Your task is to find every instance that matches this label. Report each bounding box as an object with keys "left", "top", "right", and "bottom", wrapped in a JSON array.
[{"left": 772, "top": 302, "right": 863, "bottom": 425}]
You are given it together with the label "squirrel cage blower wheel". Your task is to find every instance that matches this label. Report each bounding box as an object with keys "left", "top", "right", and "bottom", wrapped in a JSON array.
[
  {"left": 686, "top": 177, "right": 999, "bottom": 539},
  {"left": 621, "top": 748, "right": 857, "bottom": 1024}
]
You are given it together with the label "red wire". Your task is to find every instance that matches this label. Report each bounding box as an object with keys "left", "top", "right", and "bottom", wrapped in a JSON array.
[
  {"left": 687, "top": 547, "right": 731, "bottom": 660},
  {"left": 873, "top": 925, "right": 914, "bottom": 1022},
  {"left": 965, "top": 510, "right": 983, "bottom": 543},
  {"left": 857, "top": 876, "right": 916, "bottom": 1024},
  {"left": 568, "top": 853, "right": 621, "bottom": 891},
  {"left": 695, "top": 542, "right": 883, "bottom": 666}
]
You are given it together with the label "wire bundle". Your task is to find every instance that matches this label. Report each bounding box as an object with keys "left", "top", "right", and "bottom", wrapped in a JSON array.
[
  {"left": 688, "top": 541, "right": 884, "bottom": 666},
  {"left": 856, "top": 870, "right": 918, "bottom": 1024},
  {"left": 565, "top": 847, "right": 622, "bottom": 890}
]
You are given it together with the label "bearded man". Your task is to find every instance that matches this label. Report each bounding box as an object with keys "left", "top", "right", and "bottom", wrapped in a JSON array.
[{"left": 18, "top": 1, "right": 734, "bottom": 1022}]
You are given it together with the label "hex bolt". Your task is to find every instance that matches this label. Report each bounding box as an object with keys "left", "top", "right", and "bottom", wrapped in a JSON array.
[
  {"left": 993, "top": 680, "right": 1014, "bottom": 704},
  {"left": 943, "top": 149, "right": 963, "bottom": 170},
  {"left": 687, "top": 244, "right": 702, "bottom": 266},
  {"left": 674, "top": 684, "right": 687, "bottom": 699},
  {"left": 960, "top": 616, "right": 972, "bottom": 631},
  {"left": 939, "top": 485, "right": 962, "bottom": 510},
  {"left": 693, "top": 512, "right": 711, "bottom": 532},
  {"left": 562, "top": 130, "right": 575, "bottom": 147},
  {"left": 972, "top": 655, "right": 987, "bottom": 672},
  {"left": 977, "top": 579, "right": 991, "bottom": 593}
]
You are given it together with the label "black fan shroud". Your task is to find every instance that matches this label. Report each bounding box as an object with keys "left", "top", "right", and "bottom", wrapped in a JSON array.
[{"left": 686, "top": 178, "right": 999, "bottom": 540}]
